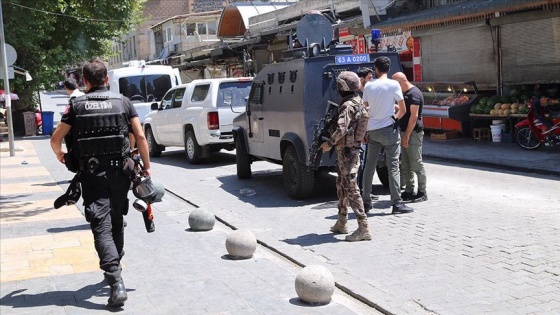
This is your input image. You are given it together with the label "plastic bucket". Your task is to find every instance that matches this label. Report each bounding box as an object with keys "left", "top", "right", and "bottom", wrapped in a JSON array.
[
  {"left": 42, "top": 111, "right": 54, "bottom": 135},
  {"left": 490, "top": 124, "right": 503, "bottom": 142}
]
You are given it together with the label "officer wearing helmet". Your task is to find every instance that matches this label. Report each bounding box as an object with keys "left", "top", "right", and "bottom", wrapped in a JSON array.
[
  {"left": 320, "top": 71, "right": 371, "bottom": 242},
  {"left": 50, "top": 57, "right": 151, "bottom": 307}
]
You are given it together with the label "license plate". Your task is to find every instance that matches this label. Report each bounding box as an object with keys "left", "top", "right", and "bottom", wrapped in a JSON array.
[{"left": 335, "top": 54, "right": 370, "bottom": 65}]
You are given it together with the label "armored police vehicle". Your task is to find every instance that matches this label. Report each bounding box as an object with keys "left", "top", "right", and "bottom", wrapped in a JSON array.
[{"left": 232, "top": 14, "right": 402, "bottom": 199}]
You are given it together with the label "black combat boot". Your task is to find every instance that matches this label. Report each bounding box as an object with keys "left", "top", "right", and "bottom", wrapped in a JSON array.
[{"left": 104, "top": 269, "right": 127, "bottom": 307}]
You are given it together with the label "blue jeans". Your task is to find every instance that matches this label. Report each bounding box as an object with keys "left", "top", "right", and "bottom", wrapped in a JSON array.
[{"left": 361, "top": 125, "right": 402, "bottom": 205}]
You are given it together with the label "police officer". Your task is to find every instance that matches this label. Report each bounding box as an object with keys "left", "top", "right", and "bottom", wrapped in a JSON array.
[
  {"left": 50, "top": 57, "right": 151, "bottom": 307},
  {"left": 320, "top": 71, "right": 371, "bottom": 242}
]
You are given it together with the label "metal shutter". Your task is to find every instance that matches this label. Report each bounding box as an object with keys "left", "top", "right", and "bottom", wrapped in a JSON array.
[
  {"left": 420, "top": 26, "right": 496, "bottom": 84},
  {"left": 501, "top": 17, "right": 560, "bottom": 84}
]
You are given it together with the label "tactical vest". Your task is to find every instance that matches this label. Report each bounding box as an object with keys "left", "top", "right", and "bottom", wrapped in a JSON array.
[
  {"left": 343, "top": 96, "right": 369, "bottom": 147},
  {"left": 71, "top": 91, "right": 130, "bottom": 164}
]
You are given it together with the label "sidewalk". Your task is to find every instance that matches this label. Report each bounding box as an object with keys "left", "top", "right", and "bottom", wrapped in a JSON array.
[
  {"left": 0, "top": 137, "right": 374, "bottom": 314},
  {"left": 421, "top": 136, "right": 560, "bottom": 177},
  {"left": 0, "top": 136, "right": 558, "bottom": 314}
]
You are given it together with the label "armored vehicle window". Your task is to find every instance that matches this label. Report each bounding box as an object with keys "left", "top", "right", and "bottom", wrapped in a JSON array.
[
  {"left": 191, "top": 84, "right": 210, "bottom": 102},
  {"left": 217, "top": 81, "right": 252, "bottom": 108},
  {"left": 118, "top": 74, "right": 172, "bottom": 103},
  {"left": 161, "top": 90, "right": 174, "bottom": 109},
  {"left": 173, "top": 88, "right": 186, "bottom": 108},
  {"left": 248, "top": 82, "right": 264, "bottom": 104}
]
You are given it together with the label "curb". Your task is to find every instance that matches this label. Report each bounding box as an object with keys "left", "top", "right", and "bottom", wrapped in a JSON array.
[{"left": 423, "top": 154, "right": 560, "bottom": 178}]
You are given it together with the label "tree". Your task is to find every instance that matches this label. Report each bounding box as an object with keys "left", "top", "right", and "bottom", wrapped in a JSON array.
[{"left": 2, "top": 0, "right": 145, "bottom": 110}]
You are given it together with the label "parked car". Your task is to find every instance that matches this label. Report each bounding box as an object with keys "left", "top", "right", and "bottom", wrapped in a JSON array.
[
  {"left": 143, "top": 77, "right": 253, "bottom": 163},
  {"left": 108, "top": 61, "right": 182, "bottom": 124}
]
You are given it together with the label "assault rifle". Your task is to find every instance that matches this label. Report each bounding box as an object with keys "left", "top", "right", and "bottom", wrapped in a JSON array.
[{"left": 308, "top": 100, "right": 339, "bottom": 170}]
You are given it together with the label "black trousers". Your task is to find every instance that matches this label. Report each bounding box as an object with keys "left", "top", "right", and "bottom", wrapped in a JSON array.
[{"left": 81, "top": 168, "right": 131, "bottom": 273}]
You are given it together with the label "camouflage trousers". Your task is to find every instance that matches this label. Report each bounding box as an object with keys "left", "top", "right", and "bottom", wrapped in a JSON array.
[{"left": 336, "top": 147, "right": 368, "bottom": 230}]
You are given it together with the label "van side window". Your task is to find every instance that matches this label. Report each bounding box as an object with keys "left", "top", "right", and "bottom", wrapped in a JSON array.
[
  {"left": 191, "top": 84, "right": 210, "bottom": 102},
  {"left": 248, "top": 83, "right": 264, "bottom": 104},
  {"left": 173, "top": 88, "right": 185, "bottom": 108},
  {"left": 119, "top": 75, "right": 172, "bottom": 103},
  {"left": 161, "top": 90, "right": 174, "bottom": 109}
]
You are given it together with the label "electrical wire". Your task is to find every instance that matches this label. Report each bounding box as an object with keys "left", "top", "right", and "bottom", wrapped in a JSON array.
[{"left": 6, "top": 2, "right": 173, "bottom": 23}]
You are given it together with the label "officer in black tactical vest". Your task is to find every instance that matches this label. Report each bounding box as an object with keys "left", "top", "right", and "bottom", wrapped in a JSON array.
[{"left": 50, "top": 57, "right": 151, "bottom": 308}]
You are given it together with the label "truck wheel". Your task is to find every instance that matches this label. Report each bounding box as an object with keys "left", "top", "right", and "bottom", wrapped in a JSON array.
[
  {"left": 236, "top": 140, "right": 252, "bottom": 179},
  {"left": 283, "top": 146, "right": 314, "bottom": 199},
  {"left": 185, "top": 130, "right": 203, "bottom": 164},
  {"left": 146, "top": 127, "right": 162, "bottom": 157},
  {"left": 376, "top": 165, "right": 389, "bottom": 188}
]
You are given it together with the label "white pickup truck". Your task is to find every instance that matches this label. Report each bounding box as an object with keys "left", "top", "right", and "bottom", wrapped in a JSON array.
[{"left": 143, "top": 77, "right": 252, "bottom": 163}]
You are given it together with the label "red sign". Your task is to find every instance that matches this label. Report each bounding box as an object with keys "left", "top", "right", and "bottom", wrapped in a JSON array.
[{"left": 357, "top": 36, "right": 365, "bottom": 54}]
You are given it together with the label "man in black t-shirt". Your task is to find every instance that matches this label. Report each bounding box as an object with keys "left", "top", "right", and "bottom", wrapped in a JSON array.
[{"left": 392, "top": 72, "right": 427, "bottom": 203}]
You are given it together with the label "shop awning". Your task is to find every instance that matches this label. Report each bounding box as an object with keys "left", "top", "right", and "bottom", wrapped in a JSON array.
[
  {"left": 217, "top": 2, "right": 294, "bottom": 37},
  {"left": 372, "top": 0, "right": 560, "bottom": 33}
]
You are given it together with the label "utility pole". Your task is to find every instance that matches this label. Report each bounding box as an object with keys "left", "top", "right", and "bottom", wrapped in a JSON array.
[{"left": 0, "top": 0, "right": 15, "bottom": 156}]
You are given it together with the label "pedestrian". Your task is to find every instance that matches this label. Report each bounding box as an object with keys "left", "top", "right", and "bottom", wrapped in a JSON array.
[
  {"left": 392, "top": 72, "right": 427, "bottom": 202},
  {"left": 320, "top": 71, "right": 371, "bottom": 242},
  {"left": 50, "top": 57, "right": 151, "bottom": 307},
  {"left": 356, "top": 67, "right": 373, "bottom": 192},
  {"left": 361, "top": 56, "right": 414, "bottom": 214},
  {"left": 64, "top": 77, "right": 84, "bottom": 101}
]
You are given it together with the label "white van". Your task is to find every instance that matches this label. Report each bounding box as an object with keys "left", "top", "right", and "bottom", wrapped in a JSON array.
[{"left": 108, "top": 61, "right": 182, "bottom": 123}]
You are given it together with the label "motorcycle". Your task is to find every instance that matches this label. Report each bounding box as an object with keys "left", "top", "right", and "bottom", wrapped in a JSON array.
[{"left": 514, "top": 103, "right": 560, "bottom": 150}]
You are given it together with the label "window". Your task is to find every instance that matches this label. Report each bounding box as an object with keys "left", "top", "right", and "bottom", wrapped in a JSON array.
[
  {"left": 161, "top": 90, "right": 174, "bottom": 109},
  {"left": 173, "top": 88, "right": 185, "bottom": 108},
  {"left": 248, "top": 82, "right": 264, "bottom": 104},
  {"left": 191, "top": 84, "right": 210, "bottom": 102},
  {"left": 197, "top": 22, "right": 207, "bottom": 35},
  {"left": 207, "top": 21, "right": 217, "bottom": 35},
  {"left": 164, "top": 27, "right": 172, "bottom": 42},
  {"left": 217, "top": 82, "right": 252, "bottom": 108},
  {"left": 185, "top": 23, "right": 196, "bottom": 36},
  {"left": 118, "top": 74, "right": 172, "bottom": 103}
]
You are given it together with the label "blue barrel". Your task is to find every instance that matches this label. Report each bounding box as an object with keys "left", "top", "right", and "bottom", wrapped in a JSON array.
[{"left": 42, "top": 111, "right": 55, "bottom": 135}]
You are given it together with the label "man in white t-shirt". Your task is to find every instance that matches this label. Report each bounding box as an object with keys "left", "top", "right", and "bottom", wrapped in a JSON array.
[{"left": 361, "top": 56, "right": 413, "bottom": 214}]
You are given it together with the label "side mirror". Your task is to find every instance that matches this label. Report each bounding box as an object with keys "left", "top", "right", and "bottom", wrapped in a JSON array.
[{"left": 151, "top": 102, "right": 159, "bottom": 111}]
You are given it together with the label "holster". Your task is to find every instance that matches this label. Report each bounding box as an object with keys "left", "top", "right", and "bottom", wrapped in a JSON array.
[{"left": 64, "top": 152, "right": 80, "bottom": 173}]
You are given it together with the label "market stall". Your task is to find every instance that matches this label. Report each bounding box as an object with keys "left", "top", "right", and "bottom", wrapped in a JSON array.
[{"left": 415, "top": 81, "right": 486, "bottom": 136}]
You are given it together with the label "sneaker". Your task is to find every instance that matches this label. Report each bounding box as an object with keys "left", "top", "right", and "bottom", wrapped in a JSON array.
[
  {"left": 401, "top": 191, "right": 414, "bottom": 202},
  {"left": 330, "top": 221, "right": 349, "bottom": 234},
  {"left": 345, "top": 229, "right": 372, "bottom": 242},
  {"left": 392, "top": 203, "right": 414, "bottom": 214},
  {"left": 412, "top": 191, "right": 428, "bottom": 203}
]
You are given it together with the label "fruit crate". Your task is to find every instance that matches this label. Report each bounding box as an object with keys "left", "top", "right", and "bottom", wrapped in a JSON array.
[{"left": 430, "top": 130, "right": 461, "bottom": 140}]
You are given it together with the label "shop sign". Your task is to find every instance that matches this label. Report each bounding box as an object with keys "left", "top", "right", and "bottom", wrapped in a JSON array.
[
  {"left": 343, "top": 36, "right": 366, "bottom": 54},
  {"left": 338, "top": 27, "right": 354, "bottom": 42},
  {"left": 380, "top": 31, "right": 412, "bottom": 52}
]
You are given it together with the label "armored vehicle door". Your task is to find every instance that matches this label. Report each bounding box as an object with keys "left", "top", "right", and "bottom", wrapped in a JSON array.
[{"left": 246, "top": 81, "right": 265, "bottom": 143}]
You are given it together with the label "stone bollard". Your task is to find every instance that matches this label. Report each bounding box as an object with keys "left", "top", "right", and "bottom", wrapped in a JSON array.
[
  {"left": 295, "top": 265, "right": 335, "bottom": 305},
  {"left": 188, "top": 208, "right": 215, "bottom": 231},
  {"left": 225, "top": 229, "right": 257, "bottom": 259}
]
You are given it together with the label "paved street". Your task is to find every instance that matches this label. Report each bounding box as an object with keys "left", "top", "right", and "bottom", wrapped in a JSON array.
[{"left": 1, "top": 136, "right": 559, "bottom": 314}]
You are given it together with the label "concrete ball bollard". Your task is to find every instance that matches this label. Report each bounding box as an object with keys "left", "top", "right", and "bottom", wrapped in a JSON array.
[
  {"left": 295, "top": 265, "right": 335, "bottom": 305},
  {"left": 225, "top": 229, "right": 257, "bottom": 259},
  {"left": 188, "top": 208, "right": 215, "bottom": 231}
]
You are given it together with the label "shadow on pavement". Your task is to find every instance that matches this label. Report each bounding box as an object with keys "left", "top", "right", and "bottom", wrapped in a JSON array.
[
  {"left": 282, "top": 233, "right": 342, "bottom": 246},
  {"left": 150, "top": 148, "right": 237, "bottom": 169},
  {"left": 0, "top": 281, "right": 131, "bottom": 312},
  {"left": 47, "top": 224, "right": 90, "bottom": 233}
]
